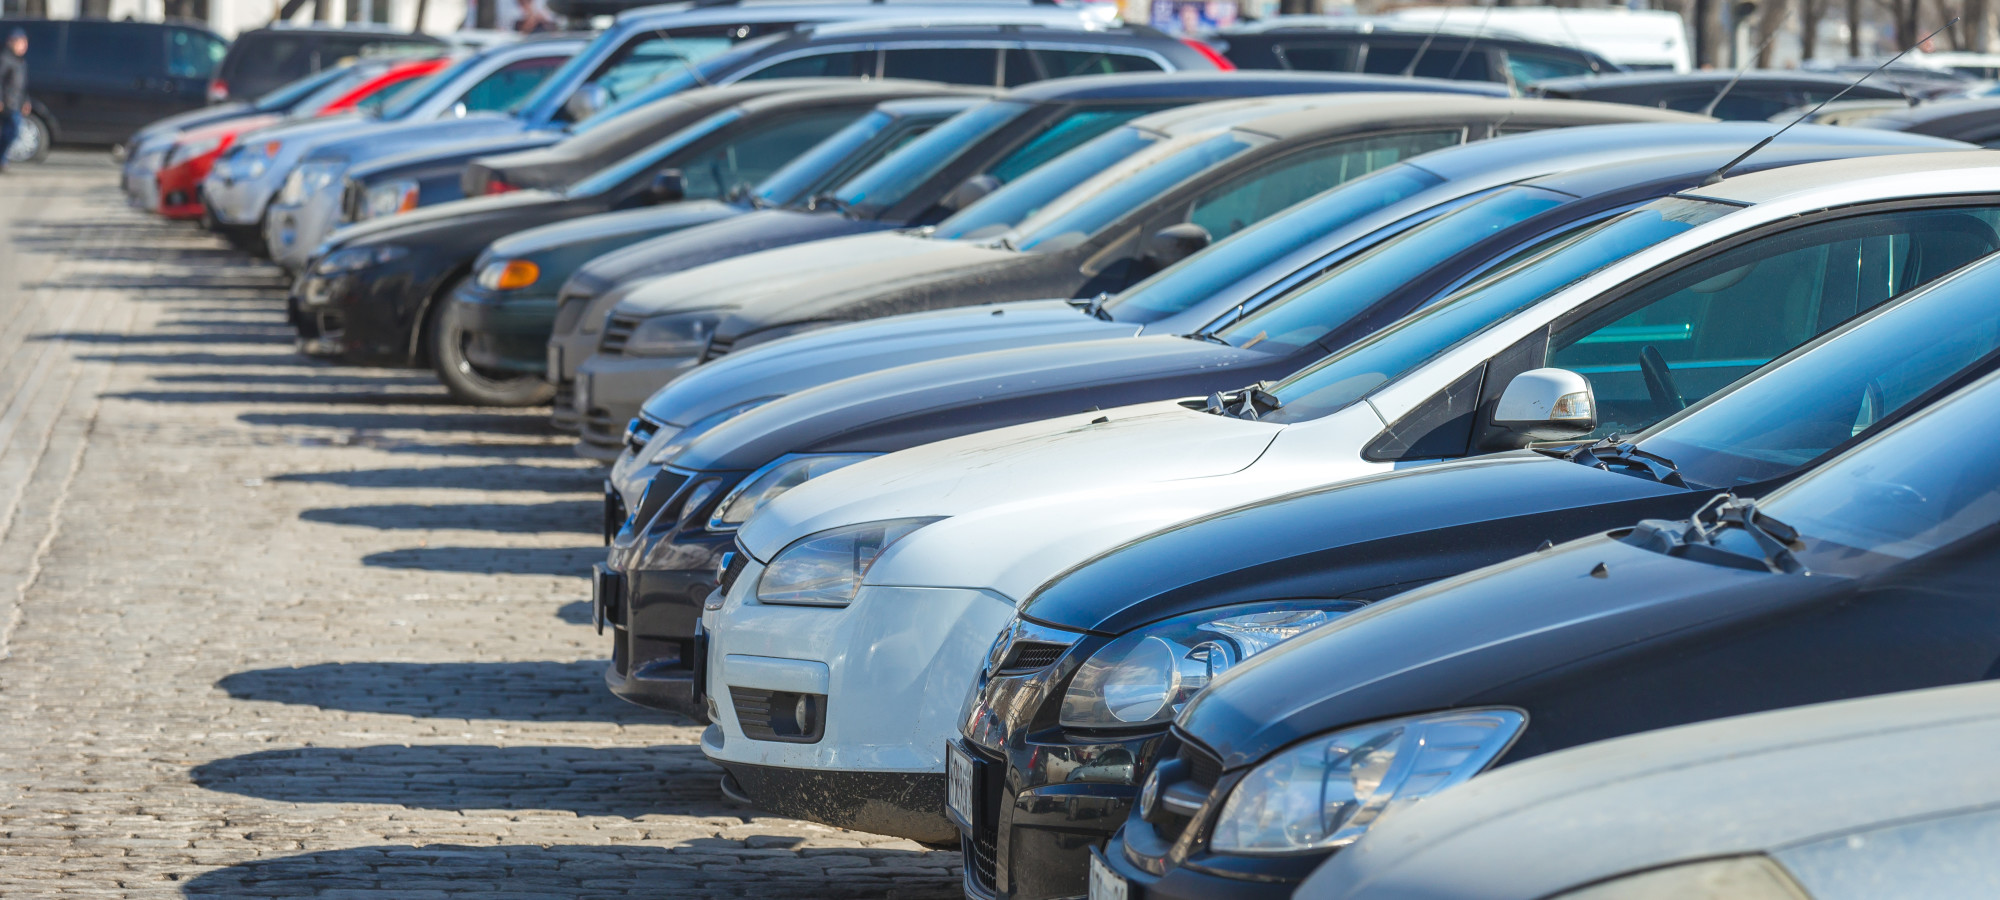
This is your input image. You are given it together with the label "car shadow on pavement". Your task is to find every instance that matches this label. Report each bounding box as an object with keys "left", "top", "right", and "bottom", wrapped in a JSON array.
[
  {"left": 109, "top": 388, "right": 456, "bottom": 406},
  {"left": 302, "top": 501, "right": 598, "bottom": 534},
  {"left": 363, "top": 545, "right": 603, "bottom": 577},
  {"left": 276, "top": 464, "right": 601, "bottom": 493},
  {"left": 558, "top": 600, "right": 594, "bottom": 625},
  {"left": 242, "top": 411, "right": 561, "bottom": 435},
  {"left": 180, "top": 844, "right": 964, "bottom": 899},
  {"left": 218, "top": 660, "right": 666, "bottom": 724}
]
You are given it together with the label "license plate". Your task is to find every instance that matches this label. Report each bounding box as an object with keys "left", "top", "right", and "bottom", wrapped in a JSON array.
[
  {"left": 946, "top": 742, "right": 977, "bottom": 829},
  {"left": 1089, "top": 851, "right": 1129, "bottom": 900},
  {"left": 591, "top": 564, "right": 622, "bottom": 635}
]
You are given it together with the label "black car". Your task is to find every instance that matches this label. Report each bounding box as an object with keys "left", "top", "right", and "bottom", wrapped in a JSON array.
[
  {"left": 1531, "top": 70, "right": 1908, "bottom": 120},
  {"left": 0, "top": 17, "right": 228, "bottom": 149},
  {"left": 544, "top": 70, "right": 1509, "bottom": 438},
  {"left": 209, "top": 23, "right": 440, "bottom": 103},
  {"left": 1090, "top": 254, "right": 2000, "bottom": 900},
  {"left": 1861, "top": 96, "right": 2000, "bottom": 146},
  {"left": 291, "top": 79, "right": 966, "bottom": 400},
  {"left": 962, "top": 244, "right": 2000, "bottom": 900},
  {"left": 1213, "top": 21, "right": 1617, "bottom": 86}
]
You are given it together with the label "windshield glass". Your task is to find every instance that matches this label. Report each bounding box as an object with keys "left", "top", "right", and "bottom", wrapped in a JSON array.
[
  {"left": 1749, "top": 371, "right": 2000, "bottom": 571},
  {"left": 1104, "top": 164, "right": 1447, "bottom": 324},
  {"left": 932, "top": 126, "right": 1167, "bottom": 242},
  {"left": 1003, "top": 131, "right": 1260, "bottom": 252},
  {"left": 832, "top": 100, "right": 1028, "bottom": 217},
  {"left": 1263, "top": 197, "right": 1738, "bottom": 424},
  {"left": 254, "top": 64, "right": 354, "bottom": 112},
  {"left": 1639, "top": 256, "right": 2000, "bottom": 490},
  {"left": 567, "top": 109, "right": 740, "bottom": 198},
  {"left": 286, "top": 63, "right": 381, "bottom": 117},
  {"left": 575, "top": 37, "right": 769, "bottom": 129},
  {"left": 1214, "top": 186, "right": 1574, "bottom": 350},
  {"left": 755, "top": 109, "right": 895, "bottom": 208},
  {"left": 379, "top": 54, "right": 480, "bottom": 121}
]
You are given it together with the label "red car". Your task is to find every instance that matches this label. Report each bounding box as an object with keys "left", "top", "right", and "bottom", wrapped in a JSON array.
[{"left": 156, "top": 57, "right": 447, "bottom": 220}]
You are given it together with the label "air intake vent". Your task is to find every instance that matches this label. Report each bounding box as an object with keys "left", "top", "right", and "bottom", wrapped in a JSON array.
[
  {"left": 601, "top": 315, "right": 641, "bottom": 355},
  {"left": 996, "top": 641, "right": 1068, "bottom": 675},
  {"left": 1179, "top": 739, "right": 1224, "bottom": 790},
  {"left": 627, "top": 472, "right": 690, "bottom": 533},
  {"left": 624, "top": 415, "right": 663, "bottom": 453},
  {"left": 730, "top": 687, "right": 823, "bottom": 743}
]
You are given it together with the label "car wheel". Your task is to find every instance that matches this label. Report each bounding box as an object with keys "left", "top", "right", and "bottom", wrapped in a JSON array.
[
  {"left": 428, "top": 286, "right": 556, "bottom": 408},
  {"left": 6, "top": 113, "right": 51, "bottom": 164}
]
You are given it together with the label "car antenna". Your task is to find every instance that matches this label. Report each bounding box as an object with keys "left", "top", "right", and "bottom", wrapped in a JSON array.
[
  {"left": 654, "top": 27, "right": 711, "bottom": 87},
  {"left": 1444, "top": 0, "right": 1498, "bottom": 81},
  {"left": 1701, "top": 27, "right": 1784, "bottom": 117},
  {"left": 1700, "top": 17, "right": 1956, "bottom": 187},
  {"left": 1400, "top": 8, "right": 1455, "bottom": 77}
]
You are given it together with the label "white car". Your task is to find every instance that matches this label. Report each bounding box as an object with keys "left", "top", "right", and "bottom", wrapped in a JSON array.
[{"left": 698, "top": 150, "right": 2000, "bottom": 843}]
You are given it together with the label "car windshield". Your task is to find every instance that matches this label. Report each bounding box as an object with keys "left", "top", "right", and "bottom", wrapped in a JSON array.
[
  {"left": 754, "top": 109, "right": 897, "bottom": 209},
  {"left": 283, "top": 62, "right": 381, "bottom": 117},
  {"left": 831, "top": 100, "right": 1029, "bottom": 218},
  {"left": 999, "top": 130, "right": 1261, "bottom": 252},
  {"left": 567, "top": 109, "right": 741, "bottom": 198},
  {"left": 253, "top": 65, "right": 354, "bottom": 112},
  {"left": 1211, "top": 186, "right": 1575, "bottom": 349},
  {"left": 1636, "top": 254, "right": 2000, "bottom": 490},
  {"left": 574, "top": 37, "right": 773, "bottom": 129},
  {"left": 377, "top": 54, "right": 481, "bottom": 120},
  {"left": 1741, "top": 369, "right": 2000, "bottom": 572},
  {"left": 1261, "top": 197, "right": 1738, "bottom": 423},
  {"left": 1103, "top": 163, "right": 1446, "bottom": 324},
  {"left": 930, "top": 126, "right": 1171, "bottom": 243}
]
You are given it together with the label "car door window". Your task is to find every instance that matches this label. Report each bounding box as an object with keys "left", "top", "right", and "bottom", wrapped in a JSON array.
[
  {"left": 1549, "top": 206, "right": 2000, "bottom": 437},
  {"left": 1187, "top": 130, "right": 1462, "bottom": 241},
  {"left": 458, "top": 55, "right": 566, "bottom": 114},
  {"left": 741, "top": 50, "right": 875, "bottom": 80},
  {"left": 674, "top": 110, "right": 864, "bottom": 201},
  {"left": 882, "top": 47, "right": 998, "bottom": 85},
  {"left": 1663, "top": 89, "right": 1791, "bottom": 120},
  {"left": 1363, "top": 40, "right": 1494, "bottom": 81},
  {"left": 168, "top": 29, "right": 225, "bottom": 79},
  {"left": 67, "top": 22, "right": 161, "bottom": 80},
  {"left": 594, "top": 35, "right": 734, "bottom": 101},
  {"left": 1273, "top": 40, "right": 1361, "bottom": 72},
  {"left": 1504, "top": 50, "right": 1593, "bottom": 84},
  {"left": 1024, "top": 47, "right": 1161, "bottom": 79}
]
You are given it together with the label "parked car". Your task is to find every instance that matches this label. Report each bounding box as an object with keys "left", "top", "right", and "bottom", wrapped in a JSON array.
[
  {"left": 1106, "top": 332, "right": 2000, "bottom": 899},
  {"left": 1298, "top": 679, "right": 2000, "bottom": 900},
  {"left": 1212, "top": 20, "right": 1618, "bottom": 86},
  {"left": 445, "top": 92, "right": 989, "bottom": 403},
  {"left": 594, "top": 121, "right": 1941, "bottom": 721},
  {"left": 202, "top": 36, "right": 583, "bottom": 252},
  {"left": 1531, "top": 70, "right": 1908, "bottom": 120},
  {"left": 292, "top": 80, "right": 969, "bottom": 402},
  {"left": 1860, "top": 95, "right": 2000, "bottom": 145},
  {"left": 570, "top": 89, "right": 1597, "bottom": 451},
  {"left": 959, "top": 241, "right": 2000, "bottom": 900},
  {"left": 207, "top": 23, "right": 442, "bottom": 103},
  {"left": 542, "top": 71, "right": 1505, "bottom": 440},
  {"left": 0, "top": 17, "right": 228, "bottom": 153},
  {"left": 693, "top": 151, "right": 2000, "bottom": 847},
  {"left": 121, "top": 62, "right": 367, "bottom": 202}
]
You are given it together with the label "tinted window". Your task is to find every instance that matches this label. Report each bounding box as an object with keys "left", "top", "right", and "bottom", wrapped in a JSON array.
[
  {"left": 378, "top": 53, "right": 480, "bottom": 120},
  {"left": 676, "top": 109, "right": 863, "bottom": 200},
  {"left": 934, "top": 125, "right": 1162, "bottom": 241},
  {"left": 831, "top": 99, "right": 1028, "bottom": 216},
  {"left": 168, "top": 28, "right": 226, "bottom": 79},
  {"left": 1663, "top": 89, "right": 1790, "bottom": 120},
  {"left": 1188, "top": 130, "right": 1462, "bottom": 241},
  {"left": 882, "top": 47, "right": 997, "bottom": 85},
  {"left": 251, "top": 65, "right": 352, "bottom": 110},
  {"left": 459, "top": 55, "right": 564, "bottom": 114},
  {"left": 985, "top": 105, "right": 1161, "bottom": 182},
  {"left": 1505, "top": 50, "right": 1592, "bottom": 84},
  {"left": 595, "top": 35, "right": 737, "bottom": 102},
  {"left": 232, "top": 35, "right": 312, "bottom": 83},
  {"left": 1363, "top": 40, "right": 1493, "bottom": 81},
  {"left": 1030, "top": 47, "right": 1161, "bottom": 78},
  {"left": 1549, "top": 207, "right": 2000, "bottom": 437},
  {"left": 68, "top": 22, "right": 162, "bottom": 79},
  {"left": 1274, "top": 40, "right": 1360, "bottom": 72},
  {"left": 742, "top": 49, "right": 874, "bottom": 79}
]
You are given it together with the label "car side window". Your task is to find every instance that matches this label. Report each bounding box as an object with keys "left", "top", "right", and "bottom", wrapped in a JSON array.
[
  {"left": 1187, "top": 130, "right": 1463, "bottom": 240},
  {"left": 1363, "top": 40, "right": 1494, "bottom": 81},
  {"left": 168, "top": 29, "right": 226, "bottom": 79},
  {"left": 458, "top": 56, "right": 567, "bottom": 114},
  {"left": 675, "top": 110, "right": 864, "bottom": 201},
  {"left": 1662, "top": 89, "right": 1790, "bottom": 120},
  {"left": 232, "top": 36, "right": 312, "bottom": 84},
  {"left": 1549, "top": 206, "right": 2000, "bottom": 437},
  {"left": 1504, "top": 50, "right": 1593, "bottom": 84},
  {"left": 1272, "top": 40, "right": 1360, "bottom": 72},
  {"left": 882, "top": 47, "right": 1000, "bottom": 85},
  {"left": 741, "top": 50, "right": 876, "bottom": 80},
  {"left": 592, "top": 36, "right": 725, "bottom": 101},
  {"left": 1028, "top": 48, "right": 1161, "bottom": 78},
  {"left": 66, "top": 22, "right": 162, "bottom": 79},
  {"left": 984, "top": 107, "right": 1163, "bottom": 183}
]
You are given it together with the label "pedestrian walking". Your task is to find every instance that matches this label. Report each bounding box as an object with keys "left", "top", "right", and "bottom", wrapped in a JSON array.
[
  {"left": 0, "top": 28, "right": 28, "bottom": 172},
  {"left": 513, "top": 0, "right": 556, "bottom": 34}
]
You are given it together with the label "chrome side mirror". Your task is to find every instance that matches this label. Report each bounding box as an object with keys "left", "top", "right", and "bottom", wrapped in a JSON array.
[
  {"left": 937, "top": 174, "right": 999, "bottom": 213},
  {"left": 1492, "top": 368, "right": 1596, "bottom": 443},
  {"left": 1146, "top": 222, "right": 1212, "bottom": 268}
]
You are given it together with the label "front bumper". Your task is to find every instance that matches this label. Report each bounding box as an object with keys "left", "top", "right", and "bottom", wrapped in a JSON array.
[
  {"left": 201, "top": 164, "right": 281, "bottom": 227},
  {"left": 703, "top": 563, "right": 1019, "bottom": 844},
  {"left": 157, "top": 156, "right": 215, "bottom": 220},
  {"left": 546, "top": 286, "right": 618, "bottom": 435},
  {"left": 574, "top": 351, "right": 698, "bottom": 458},
  {"left": 293, "top": 255, "right": 443, "bottom": 366},
  {"left": 124, "top": 153, "right": 164, "bottom": 211},
  {"left": 455, "top": 281, "right": 561, "bottom": 376},
  {"left": 264, "top": 189, "right": 341, "bottom": 274}
]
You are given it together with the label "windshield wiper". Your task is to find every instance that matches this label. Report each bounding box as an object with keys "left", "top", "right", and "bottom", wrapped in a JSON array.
[
  {"left": 1067, "top": 293, "right": 1114, "bottom": 322},
  {"left": 1185, "top": 331, "right": 1229, "bottom": 345},
  {"left": 1621, "top": 493, "right": 1808, "bottom": 574},
  {"left": 809, "top": 193, "right": 855, "bottom": 217},
  {"left": 1541, "top": 437, "right": 1687, "bottom": 487},
  {"left": 1203, "top": 381, "right": 1280, "bottom": 419}
]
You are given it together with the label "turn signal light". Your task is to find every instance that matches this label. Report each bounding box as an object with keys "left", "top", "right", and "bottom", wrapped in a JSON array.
[{"left": 492, "top": 260, "right": 540, "bottom": 291}]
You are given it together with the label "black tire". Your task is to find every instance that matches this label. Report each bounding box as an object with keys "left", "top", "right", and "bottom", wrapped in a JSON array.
[
  {"left": 5, "top": 113, "right": 51, "bottom": 165},
  {"left": 428, "top": 286, "right": 555, "bottom": 408}
]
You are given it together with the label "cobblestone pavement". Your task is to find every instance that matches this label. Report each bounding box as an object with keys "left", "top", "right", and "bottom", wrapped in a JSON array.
[{"left": 0, "top": 156, "right": 964, "bottom": 898}]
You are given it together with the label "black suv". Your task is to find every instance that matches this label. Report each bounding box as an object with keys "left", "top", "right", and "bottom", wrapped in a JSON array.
[
  {"left": 209, "top": 23, "right": 441, "bottom": 103},
  {"left": 1213, "top": 21, "right": 1617, "bottom": 87},
  {"left": 0, "top": 17, "right": 228, "bottom": 147}
]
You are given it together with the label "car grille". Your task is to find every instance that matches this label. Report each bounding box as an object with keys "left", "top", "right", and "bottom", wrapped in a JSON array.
[
  {"left": 700, "top": 334, "right": 735, "bottom": 363},
  {"left": 601, "top": 315, "right": 641, "bottom": 355},
  {"left": 729, "top": 686, "right": 823, "bottom": 742},
  {"left": 966, "top": 832, "right": 998, "bottom": 893},
  {"left": 552, "top": 291, "right": 592, "bottom": 335},
  {"left": 717, "top": 548, "right": 749, "bottom": 594},
  {"left": 1181, "top": 740, "right": 1224, "bottom": 791},
  {"left": 624, "top": 415, "right": 664, "bottom": 454},
  {"left": 966, "top": 744, "right": 1006, "bottom": 894},
  {"left": 628, "top": 471, "right": 691, "bottom": 533},
  {"left": 996, "top": 641, "right": 1068, "bottom": 676}
]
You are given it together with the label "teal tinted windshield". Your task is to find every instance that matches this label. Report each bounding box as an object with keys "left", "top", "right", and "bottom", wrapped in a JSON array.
[
  {"left": 755, "top": 110, "right": 897, "bottom": 208},
  {"left": 1262, "top": 197, "right": 1737, "bottom": 424},
  {"left": 1215, "top": 186, "right": 1574, "bottom": 350},
  {"left": 932, "top": 125, "right": 1161, "bottom": 241},
  {"left": 379, "top": 54, "right": 481, "bottom": 121},
  {"left": 833, "top": 100, "right": 1029, "bottom": 217},
  {"left": 1008, "top": 131, "right": 1260, "bottom": 252},
  {"left": 567, "top": 110, "right": 741, "bottom": 197},
  {"left": 1104, "top": 164, "right": 1446, "bottom": 323}
]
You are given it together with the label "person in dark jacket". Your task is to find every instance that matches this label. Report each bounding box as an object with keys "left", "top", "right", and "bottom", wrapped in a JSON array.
[{"left": 0, "top": 28, "right": 27, "bottom": 171}]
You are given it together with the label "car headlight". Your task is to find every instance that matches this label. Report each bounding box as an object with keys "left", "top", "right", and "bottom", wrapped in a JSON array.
[
  {"left": 1060, "top": 602, "right": 1362, "bottom": 729},
  {"left": 622, "top": 311, "right": 721, "bottom": 358},
  {"left": 476, "top": 258, "right": 541, "bottom": 291},
  {"left": 645, "top": 397, "right": 777, "bottom": 466},
  {"left": 169, "top": 135, "right": 224, "bottom": 167},
  {"left": 755, "top": 517, "right": 944, "bottom": 607},
  {"left": 244, "top": 141, "right": 279, "bottom": 179},
  {"left": 314, "top": 244, "right": 409, "bottom": 275},
  {"left": 1208, "top": 708, "right": 1526, "bottom": 855},
  {"left": 709, "top": 453, "right": 877, "bottom": 531},
  {"left": 364, "top": 179, "right": 420, "bottom": 220},
  {"left": 278, "top": 160, "right": 344, "bottom": 207}
]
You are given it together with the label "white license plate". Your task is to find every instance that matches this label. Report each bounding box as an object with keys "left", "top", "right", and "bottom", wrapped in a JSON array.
[
  {"left": 1089, "top": 852, "right": 1129, "bottom": 900},
  {"left": 946, "top": 742, "right": 975, "bottom": 827}
]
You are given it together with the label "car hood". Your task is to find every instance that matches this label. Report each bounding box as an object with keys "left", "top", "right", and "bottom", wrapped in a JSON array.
[
  {"left": 327, "top": 189, "right": 565, "bottom": 247},
  {"left": 1177, "top": 534, "right": 1802, "bottom": 770},
  {"left": 137, "top": 102, "right": 252, "bottom": 143},
  {"left": 572, "top": 208, "right": 884, "bottom": 288},
  {"left": 350, "top": 131, "right": 561, "bottom": 183},
  {"left": 236, "top": 115, "right": 365, "bottom": 155},
  {"left": 612, "top": 230, "right": 1015, "bottom": 322},
  {"left": 303, "top": 113, "right": 526, "bottom": 166},
  {"left": 639, "top": 299, "right": 1139, "bottom": 428},
  {"left": 1020, "top": 453, "right": 1693, "bottom": 635},
  {"left": 490, "top": 200, "right": 743, "bottom": 259},
  {"left": 675, "top": 334, "right": 1279, "bottom": 469}
]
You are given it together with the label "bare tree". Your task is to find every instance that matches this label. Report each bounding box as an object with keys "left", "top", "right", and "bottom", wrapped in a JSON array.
[
  {"left": 1798, "top": 0, "right": 1833, "bottom": 57},
  {"left": 1754, "top": 0, "right": 1789, "bottom": 64}
]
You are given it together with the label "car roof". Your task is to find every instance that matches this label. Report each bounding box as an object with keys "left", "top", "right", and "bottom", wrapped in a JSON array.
[
  {"left": 244, "top": 22, "right": 439, "bottom": 35},
  {"left": 728, "top": 79, "right": 996, "bottom": 114},
  {"left": 614, "top": 0, "right": 1098, "bottom": 27},
  {"left": 1691, "top": 148, "right": 2000, "bottom": 204},
  {"left": 1533, "top": 69, "right": 1869, "bottom": 91},
  {"left": 872, "top": 94, "right": 997, "bottom": 116},
  {"left": 1302, "top": 676, "right": 2000, "bottom": 900},
  {"left": 1001, "top": 70, "right": 1507, "bottom": 102},
  {"left": 1861, "top": 95, "right": 2000, "bottom": 130},
  {"left": 1514, "top": 123, "right": 1972, "bottom": 194},
  {"left": 1196, "top": 95, "right": 1700, "bottom": 141}
]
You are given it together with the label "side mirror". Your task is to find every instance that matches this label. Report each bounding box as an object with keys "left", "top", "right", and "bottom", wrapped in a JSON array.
[
  {"left": 451, "top": 101, "right": 468, "bottom": 119},
  {"left": 646, "top": 169, "right": 687, "bottom": 205},
  {"left": 1146, "top": 222, "right": 1213, "bottom": 268},
  {"left": 564, "top": 82, "right": 611, "bottom": 123},
  {"left": 1491, "top": 368, "right": 1596, "bottom": 445},
  {"left": 938, "top": 174, "right": 1000, "bottom": 213}
]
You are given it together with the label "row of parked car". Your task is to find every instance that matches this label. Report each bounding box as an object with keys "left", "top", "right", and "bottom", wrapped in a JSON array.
[{"left": 118, "top": 3, "right": 2000, "bottom": 899}]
